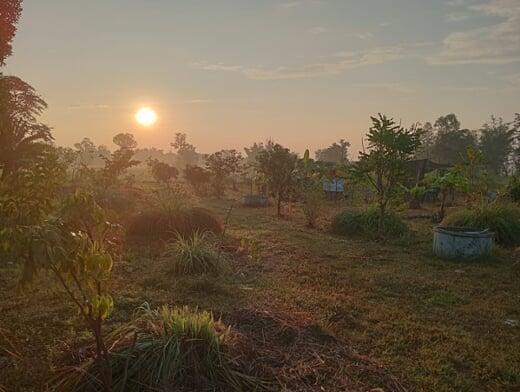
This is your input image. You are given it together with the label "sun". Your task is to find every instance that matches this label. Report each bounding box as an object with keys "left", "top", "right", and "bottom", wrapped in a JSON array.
[{"left": 135, "top": 107, "right": 157, "bottom": 127}]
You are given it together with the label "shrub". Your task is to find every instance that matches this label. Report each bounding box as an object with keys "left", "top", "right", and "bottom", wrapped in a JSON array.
[
  {"left": 302, "top": 186, "right": 324, "bottom": 228},
  {"left": 164, "top": 231, "right": 226, "bottom": 275},
  {"left": 443, "top": 203, "right": 520, "bottom": 247},
  {"left": 126, "top": 207, "right": 222, "bottom": 242},
  {"left": 332, "top": 207, "right": 408, "bottom": 238},
  {"left": 507, "top": 176, "right": 520, "bottom": 203},
  {"left": 52, "top": 304, "right": 262, "bottom": 391}
]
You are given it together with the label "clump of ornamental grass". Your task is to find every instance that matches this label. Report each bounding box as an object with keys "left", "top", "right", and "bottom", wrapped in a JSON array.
[
  {"left": 331, "top": 207, "right": 408, "bottom": 239},
  {"left": 51, "top": 303, "right": 265, "bottom": 392},
  {"left": 443, "top": 203, "right": 520, "bottom": 248},
  {"left": 164, "top": 231, "right": 227, "bottom": 275}
]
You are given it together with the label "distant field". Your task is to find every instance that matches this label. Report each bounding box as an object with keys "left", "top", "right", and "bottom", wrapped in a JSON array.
[{"left": 1, "top": 196, "right": 519, "bottom": 391}]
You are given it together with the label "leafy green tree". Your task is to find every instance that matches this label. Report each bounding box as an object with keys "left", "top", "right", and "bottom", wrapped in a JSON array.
[
  {"left": 102, "top": 133, "right": 140, "bottom": 180},
  {"left": 315, "top": 139, "right": 350, "bottom": 164},
  {"left": 205, "top": 149, "right": 242, "bottom": 197},
  {"left": 0, "top": 76, "right": 53, "bottom": 178},
  {"left": 430, "top": 113, "right": 477, "bottom": 164},
  {"left": 414, "top": 122, "right": 435, "bottom": 160},
  {"left": 0, "top": 0, "right": 22, "bottom": 66},
  {"left": 426, "top": 169, "right": 469, "bottom": 221},
  {"left": 479, "top": 116, "right": 516, "bottom": 175},
  {"left": 256, "top": 144, "right": 298, "bottom": 217},
  {"left": 352, "top": 114, "right": 422, "bottom": 234}
]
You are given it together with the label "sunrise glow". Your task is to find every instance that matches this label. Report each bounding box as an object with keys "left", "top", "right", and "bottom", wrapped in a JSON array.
[{"left": 135, "top": 107, "right": 157, "bottom": 127}]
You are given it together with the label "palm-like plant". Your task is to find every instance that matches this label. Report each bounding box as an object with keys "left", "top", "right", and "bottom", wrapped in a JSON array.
[{"left": 0, "top": 75, "right": 53, "bottom": 178}]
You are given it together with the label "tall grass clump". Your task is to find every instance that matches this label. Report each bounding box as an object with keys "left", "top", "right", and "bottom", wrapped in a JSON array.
[
  {"left": 443, "top": 203, "right": 520, "bottom": 247},
  {"left": 126, "top": 185, "right": 222, "bottom": 242},
  {"left": 164, "top": 231, "right": 226, "bottom": 275},
  {"left": 332, "top": 207, "right": 408, "bottom": 238},
  {"left": 52, "top": 303, "right": 262, "bottom": 391}
]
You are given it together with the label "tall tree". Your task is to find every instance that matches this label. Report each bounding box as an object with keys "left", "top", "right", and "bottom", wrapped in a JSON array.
[
  {"left": 479, "top": 116, "right": 516, "bottom": 175},
  {"left": 205, "top": 149, "right": 242, "bottom": 197},
  {"left": 352, "top": 114, "right": 422, "bottom": 234},
  {"left": 0, "top": 0, "right": 22, "bottom": 66},
  {"left": 0, "top": 76, "right": 53, "bottom": 178},
  {"left": 256, "top": 144, "right": 298, "bottom": 217},
  {"left": 172, "top": 132, "right": 199, "bottom": 167},
  {"left": 414, "top": 122, "right": 435, "bottom": 160},
  {"left": 431, "top": 113, "right": 476, "bottom": 165},
  {"left": 315, "top": 139, "right": 350, "bottom": 164}
]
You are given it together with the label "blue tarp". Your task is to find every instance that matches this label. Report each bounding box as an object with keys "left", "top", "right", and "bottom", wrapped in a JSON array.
[{"left": 322, "top": 178, "right": 344, "bottom": 192}]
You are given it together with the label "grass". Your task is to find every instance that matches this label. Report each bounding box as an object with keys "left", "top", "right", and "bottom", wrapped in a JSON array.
[
  {"left": 126, "top": 207, "right": 222, "bottom": 242},
  {"left": 331, "top": 206, "right": 409, "bottom": 238},
  {"left": 1, "top": 197, "right": 519, "bottom": 391},
  {"left": 164, "top": 231, "right": 227, "bottom": 275},
  {"left": 51, "top": 303, "right": 262, "bottom": 391},
  {"left": 443, "top": 202, "right": 520, "bottom": 247}
]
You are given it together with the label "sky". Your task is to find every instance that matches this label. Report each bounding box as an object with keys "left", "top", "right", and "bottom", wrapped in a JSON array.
[{"left": 5, "top": 0, "right": 520, "bottom": 156}]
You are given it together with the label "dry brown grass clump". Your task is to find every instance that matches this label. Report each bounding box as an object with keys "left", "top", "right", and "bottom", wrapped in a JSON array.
[{"left": 126, "top": 207, "right": 222, "bottom": 242}]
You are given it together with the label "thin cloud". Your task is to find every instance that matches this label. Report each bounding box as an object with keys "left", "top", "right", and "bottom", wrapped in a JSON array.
[
  {"left": 431, "top": 0, "right": 520, "bottom": 64},
  {"left": 445, "top": 12, "right": 471, "bottom": 21},
  {"left": 194, "top": 43, "right": 430, "bottom": 81}
]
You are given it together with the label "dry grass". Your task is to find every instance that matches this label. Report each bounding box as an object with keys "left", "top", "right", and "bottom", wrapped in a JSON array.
[{"left": 1, "top": 197, "right": 519, "bottom": 391}]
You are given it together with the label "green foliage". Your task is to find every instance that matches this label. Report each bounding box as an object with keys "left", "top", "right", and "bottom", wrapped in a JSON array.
[
  {"left": 479, "top": 116, "right": 517, "bottom": 175},
  {"left": 315, "top": 139, "right": 350, "bottom": 164},
  {"left": 430, "top": 113, "right": 477, "bottom": 165},
  {"left": 443, "top": 203, "right": 520, "bottom": 248},
  {"left": 507, "top": 176, "right": 520, "bottom": 203},
  {"left": 332, "top": 207, "right": 408, "bottom": 238},
  {"left": 256, "top": 143, "right": 298, "bottom": 216},
  {"left": 53, "top": 303, "right": 262, "bottom": 391},
  {"left": 0, "top": 75, "right": 53, "bottom": 177},
  {"left": 351, "top": 114, "right": 422, "bottom": 234},
  {"left": 0, "top": 0, "right": 22, "bottom": 65},
  {"left": 164, "top": 231, "right": 226, "bottom": 275},
  {"left": 426, "top": 168, "right": 470, "bottom": 221},
  {"left": 205, "top": 149, "right": 242, "bottom": 197}
]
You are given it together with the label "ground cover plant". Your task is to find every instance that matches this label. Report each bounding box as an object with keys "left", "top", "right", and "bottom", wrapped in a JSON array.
[
  {"left": 331, "top": 207, "right": 409, "bottom": 239},
  {"left": 164, "top": 231, "right": 228, "bottom": 275},
  {"left": 51, "top": 303, "right": 263, "bottom": 392}
]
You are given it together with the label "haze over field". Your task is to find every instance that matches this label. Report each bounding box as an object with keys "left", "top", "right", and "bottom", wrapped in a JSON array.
[{"left": 5, "top": 0, "right": 520, "bottom": 155}]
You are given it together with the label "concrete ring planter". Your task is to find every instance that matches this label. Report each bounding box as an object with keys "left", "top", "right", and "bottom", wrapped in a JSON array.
[{"left": 433, "top": 226, "right": 493, "bottom": 260}]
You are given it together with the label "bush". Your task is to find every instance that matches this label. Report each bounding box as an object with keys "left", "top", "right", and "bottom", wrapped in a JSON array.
[
  {"left": 443, "top": 203, "right": 520, "bottom": 247},
  {"left": 302, "top": 186, "right": 324, "bottom": 228},
  {"left": 164, "top": 231, "right": 226, "bottom": 275},
  {"left": 507, "top": 176, "right": 520, "bottom": 203},
  {"left": 126, "top": 207, "right": 222, "bottom": 241},
  {"left": 331, "top": 207, "right": 408, "bottom": 238},
  {"left": 52, "top": 304, "right": 262, "bottom": 391}
]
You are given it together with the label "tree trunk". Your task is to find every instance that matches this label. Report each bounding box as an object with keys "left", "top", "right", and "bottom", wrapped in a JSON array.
[{"left": 277, "top": 193, "right": 282, "bottom": 217}]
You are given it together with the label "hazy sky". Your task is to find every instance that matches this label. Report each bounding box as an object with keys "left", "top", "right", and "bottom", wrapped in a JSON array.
[{"left": 5, "top": 0, "right": 520, "bottom": 156}]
